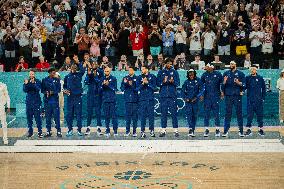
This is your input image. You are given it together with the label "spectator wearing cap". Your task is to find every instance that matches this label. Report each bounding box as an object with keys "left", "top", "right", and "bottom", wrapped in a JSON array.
[
  {"left": 15, "top": 56, "right": 29, "bottom": 72},
  {"left": 221, "top": 61, "right": 246, "bottom": 137},
  {"left": 148, "top": 23, "right": 162, "bottom": 56},
  {"left": 276, "top": 69, "right": 284, "bottom": 123},
  {"left": 217, "top": 20, "right": 231, "bottom": 55},
  {"left": 129, "top": 25, "right": 146, "bottom": 57},
  {"left": 201, "top": 63, "right": 223, "bottom": 137},
  {"left": 189, "top": 25, "right": 202, "bottom": 55},
  {"left": 162, "top": 24, "right": 174, "bottom": 56},
  {"left": 191, "top": 54, "right": 205, "bottom": 70},
  {"left": 202, "top": 24, "right": 216, "bottom": 56},
  {"left": 233, "top": 22, "right": 248, "bottom": 55},
  {"left": 249, "top": 24, "right": 263, "bottom": 55},
  {"left": 244, "top": 65, "right": 266, "bottom": 136},
  {"left": 175, "top": 25, "right": 187, "bottom": 55}
]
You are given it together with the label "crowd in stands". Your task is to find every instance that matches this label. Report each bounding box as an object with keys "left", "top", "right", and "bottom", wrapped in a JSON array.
[{"left": 0, "top": 0, "right": 283, "bottom": 72}]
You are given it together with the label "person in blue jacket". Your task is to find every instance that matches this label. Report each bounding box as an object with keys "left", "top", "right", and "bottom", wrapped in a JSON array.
[
  {"left": 181, "top": 69, "right": 204, "bottom": 137},
  {"left": 245, "top": 65, "right": 266, "bottom": 136},
  {"left": 84, "top": 62, "right": 104, "bottom": 136},
  {"left": 221, "top": 61, "right": 246, "bottom": 137},
  {"left": 201, "top": 64, "right": 223, "bottom": 137},
  {"left": 136, "top": 65, "right": 157, "bottom": 138},
  {"left": 100, "top": 66, "right": 118, "bottom": 137},
  {"left": 157, "top": 58, "right": 180, "bottom": 137},
  {"left": 120, "top": 66, "right": 139, "bottom": 137},
  {"left": 63, "top": 61, "right": 86, "bottom": 137},
  {"left": 23, "top": 70, "right": 43, "bottom": 138},
  {"left": 41, "top": 68, "right": 62, "bottom": 137}
]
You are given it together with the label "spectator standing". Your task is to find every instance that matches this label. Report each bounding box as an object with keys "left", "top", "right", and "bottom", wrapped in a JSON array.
[
  {"left": 276, "top": 69, "right": 284, "bottom": 123},
  {"left": 162, "top": 24, "right": 174, "bottom": 56}
]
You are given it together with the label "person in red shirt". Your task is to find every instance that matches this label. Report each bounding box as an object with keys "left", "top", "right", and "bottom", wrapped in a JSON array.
[
  {"left": 129, "top": 25, "right": 146, "bottom": 56},
  {"left": 15, "top": 56, "right": 29, "bottom": 72},
  {"left": 35, "top": 56, "right": 50, "bottom": 71}
]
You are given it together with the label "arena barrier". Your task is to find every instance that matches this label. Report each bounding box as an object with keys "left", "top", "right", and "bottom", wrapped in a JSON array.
[{"left": 0, "top": 70, "right": 281, "bottom": 118}]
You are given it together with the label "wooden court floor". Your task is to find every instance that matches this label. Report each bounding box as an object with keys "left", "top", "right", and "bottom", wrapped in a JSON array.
[
  {"left": 0, "top": 153, "right": 283, "bottom": 189},
  {"left": 0, "top": 127, "right": 284, "bottom": 189}
]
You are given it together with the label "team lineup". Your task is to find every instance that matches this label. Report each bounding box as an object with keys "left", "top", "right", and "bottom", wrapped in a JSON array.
[{"left": 0, "top": 57, "right": 267, "bottom": 144}]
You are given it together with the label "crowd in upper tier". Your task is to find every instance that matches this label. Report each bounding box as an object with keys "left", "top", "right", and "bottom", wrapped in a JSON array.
[{"left": 0, "top": 0, "right": 283, "bottom": 72}]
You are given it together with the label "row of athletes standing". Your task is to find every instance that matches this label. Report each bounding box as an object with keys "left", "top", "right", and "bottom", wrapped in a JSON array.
[{"left": 23, "top": 58, "right": 266, "bottom": 138}]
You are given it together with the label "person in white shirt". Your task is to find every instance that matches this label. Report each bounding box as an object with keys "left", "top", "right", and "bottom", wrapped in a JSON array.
[
  {"left": 243, "top": 53, "right": 252, "bottom": 68},
  {"left": 175, "top": 25, "right": 187, "bottom": 54},
  {"left": 191, "top": 54, "right": 205, "bottom": 70},
  {"left": 249, "top": 25, "right": 263, "bottom": 55},
  {"left": 189, "top": 25, "right": 202, "bottom": 55},
  {"left": 0, "top": 82, "right": 10, "bottom": 145},
  {"left": 202, "top": 24, "right": 216, "bottom": 56},
  {"left": 262, "top": 26, "right": 273, "bottom": 54},
  {"left": 276, "top": 69, "right": 284, "bottom": 123},
  {"left": 15, "top": 25, "right": 31, "bottom": 58}
]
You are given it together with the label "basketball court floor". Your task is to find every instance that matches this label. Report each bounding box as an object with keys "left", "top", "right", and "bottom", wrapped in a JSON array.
[{"left": 0, "top": 113, "right": 283, "bottom": 189}]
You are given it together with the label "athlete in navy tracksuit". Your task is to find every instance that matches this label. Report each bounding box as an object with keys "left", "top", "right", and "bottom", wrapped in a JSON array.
[
  {"left": 201, "top": 64, "right": 223, "bottom": 137},
  {"left": 136, "top": 65, "right": 157, "bottom": 138},
  {"left": 100, "top": 67, "right": 118, "bottom": 137},
  {"left": 23, "top": 70, "right": 43, "bottom": 138},
  {"left": 221, "top": 61, "right": 246, "bottom": 137},
  {"left": 41, "top": 68, "right": 62, "bottom": 137},
  {"left": 84, "top": 63, "right": 104, "bottom": 135},
  {"left": 157, "top": 58, "right": 180, "bottom": 137},
  {"left": 63, "top": 62, "right": 86, "bottom": 136},
  {"left": 120, "top": 67, "right": 138, "bottom": 137},
  {"left": 181, "top": 69, "right": 204, "bottom": 137},
  {"left": 245, "top": 66, "right": 266, "bottom": 136}
]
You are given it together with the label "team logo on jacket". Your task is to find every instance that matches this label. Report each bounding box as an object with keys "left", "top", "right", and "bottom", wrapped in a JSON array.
[
  {"left": 256, "top": 79, "right": 258, "bottom": 82},
  {"left": 170, "top": 72, "right": 173, "bottom": 75},
  {"left": 214, "top": 75, "right": 216, "bottom": 77}
]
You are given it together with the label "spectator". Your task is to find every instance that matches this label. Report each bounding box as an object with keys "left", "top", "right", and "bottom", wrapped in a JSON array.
[
  {"left": 191, "top": 54, "right": 205, "bottom": 70},
  {"left": 202, "top": 24, "right": 216, "bottom": 56},
  {"left": 60, "top": 56, "right": 73, "bottom": 71},
  {"left": 116, "top": 21, "right": 131, "bottom": 57},
  {"left": 262, "top": 26, "right": 273, "bottom": 54},
  {"left": 15, "top": 56, "right": 29, "bottom": 72},
  {"left": 134, "top": 53, "right": 144, "bottom": 70},
  {"left": 249, "top": 25, "right": 263, "bottom": 55},
  {"left": 148, "top": 23, "right": 162, "bottom": 56},
  {"left": 234, "top": 22, "right": 248, "bottom": 55},
  {"left": 189, "top": 25, "right": 202, "bottom": 55},
  {"left": 3, "top": 26, "right": 16, "bottom": 71},
  {"left": 162, "top": 24, "right": 174, "bottom": 56},
  {"left": 174, "top": 25, "right": 187, "bottom": 55},
  {"left": 243, "top": 53, "right": 252, "bottom": 68},
  {"left": 90, "top": 33, "right": 101, "bottom": 57},
  {"left": 175, "top": 53, "right": 190, "bottom": 70},
  {"left": 15, "top": 25, "right": 31, "bottom": 59},
  {"left": 157, "top": 54, "right": 164, "bottom": 70},
  {"left": 129, "top": 25, "right": 146, "bottom": 56},
  {"left": 101, "top": 22, "right": 116, "bottom": 56},
  {"left": 276, "top": 69, "right": 284, "bottom": 123},
  {"left": 118, "top": 55, "right": 129, "bottom": 71},
  {"left": 145, "top": 54, "right": 158, "bottom": 71},
  {"left": 76, "top": 27, "right": 90, "bottom": 60},
  {"left": 35, "top": 56, "right": 50, "bottom": 71},
  {"left": 217, "top": 20, "right": 231, "bottom": 55},
  {"left": 31, "top": 27, "right": 43, "bottom": 68},
  {"left": 211, "top": 55, "right": 223, "bottom": 64},
  {"left": 100, "top": 56, "right": 113, "bottom": 70}
]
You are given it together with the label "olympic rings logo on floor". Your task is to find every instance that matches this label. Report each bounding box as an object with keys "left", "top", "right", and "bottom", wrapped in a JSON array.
[{"left": 154, "top": 98, "right": 185, "bottom": 115}]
